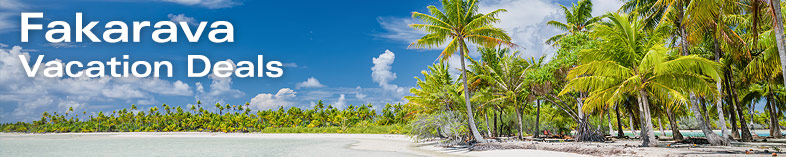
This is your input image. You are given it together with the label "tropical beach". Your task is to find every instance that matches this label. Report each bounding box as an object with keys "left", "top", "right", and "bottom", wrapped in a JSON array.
[
  {"left": 0, "top": 132, "right": 589, "bottom": 156},
  {"left": 4, "top": 0, "right": 786, "bottom": 156}
]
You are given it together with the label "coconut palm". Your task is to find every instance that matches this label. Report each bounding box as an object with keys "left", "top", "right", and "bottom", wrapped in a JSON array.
[
  {"left": 770, "top": 0, "right": 786, "bottom": 90},
  {"left": 409, "top": 0, "right": 514, "bottom": 143},
  {"left": 546, "top": 0, "right": 604, "bottom": 46},
  {"left": 524, "top": 55, "right": 548, "bottom": 137},
  {"left": 560, "top": 13, "right": 723, "bottom": 146},
  {"left": 625, "top": 0, "right": 740, "bottom": 143},
  {"left": 475, "top": 47, "right": 530, "bottom": 139},
  {"left": 406, "top": 62, "right": 460, "bottom": 114},
  {"left": 744, "top": 31, "right": 785, "bottom": 138}
]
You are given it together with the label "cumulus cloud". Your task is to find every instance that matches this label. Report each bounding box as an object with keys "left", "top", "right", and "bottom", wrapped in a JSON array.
[
  {"left": 161, "top": 0, "right": 241, "bottom": 9},
  {"left": 194, "top": 64, "right": 244, "bottom": 105},
  {"left": 333, "top": 94, "right": 346, "bottom": 109},
  {"left": 0, "top": 45, "right": 193, "bottom": 122},
  {"left": 168, "top": 14, "right": 198, "bottom": 26},
  {"left": 295, "top": 77, "right": 325, "bottom": 89},
  {"left": 371, "top": 50, "right": 406, "bottom": 95},
  {"left": 249, "top": 88, "right": 297, "bottom": 110}
]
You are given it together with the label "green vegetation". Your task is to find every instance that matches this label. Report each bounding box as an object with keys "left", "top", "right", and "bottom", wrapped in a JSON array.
[
  {"left": 5, "top": 0, "right": 786, "bottom": 149},
  {"left": 1, "top": 101, "right": 412, "bottom": 134},
  {"left": 408, "top": 0, "right": 514, "bottom": 143},
  {"left": 403, "top": 0, "right": 786, "bottom": 147}
]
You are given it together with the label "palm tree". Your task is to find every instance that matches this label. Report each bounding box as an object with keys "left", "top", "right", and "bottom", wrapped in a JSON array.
[
  {"left": 476, "top": 47, "right": 530, "bottom": 139},
  {"left": 560, "top": 13, "right": 724, "bottom": 146},
  {"left": 409, "top": 0, "right": 514, "bottom": 143},
  {"left": 625, "top": 0, "right": 739, "bottom": 143},
  {"left": 216, "top": 103, "right": 223, "bottom": 115},
  {"left": 525, "top": 55, "right": 548, "bottom": 138},
  {"left": 545, "top": 0, "right": 604, "bottom": 45},
  {"left": 744, "top": 31, "right": 786, "bottom": 138},
  {"left": 196, "top": 100, "right": 202, "bottom": 114},
  {"left": 771, "top": 0, "right": 786, "bottom": 90}
]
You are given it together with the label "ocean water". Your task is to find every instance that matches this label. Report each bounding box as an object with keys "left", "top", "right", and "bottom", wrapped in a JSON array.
[{"left": 0, "top": 134, "right": 418, "bottom": 156}]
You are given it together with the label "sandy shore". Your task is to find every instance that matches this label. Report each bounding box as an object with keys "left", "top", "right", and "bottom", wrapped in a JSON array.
[{"left": 0, "top": 132, "right": 586, "bottom": 156}]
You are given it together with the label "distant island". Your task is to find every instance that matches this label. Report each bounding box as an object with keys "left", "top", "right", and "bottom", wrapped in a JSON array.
[{"left": 1, "top": 101, "right": 411, "bottom": 134}]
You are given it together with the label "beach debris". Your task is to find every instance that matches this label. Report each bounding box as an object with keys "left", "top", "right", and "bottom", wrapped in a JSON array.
[
  {"left": 675, "top": 137, "right": 710, "bottom": 145},
  {"left": 469, "top": 142, "right": 634, "bottom": 156}
]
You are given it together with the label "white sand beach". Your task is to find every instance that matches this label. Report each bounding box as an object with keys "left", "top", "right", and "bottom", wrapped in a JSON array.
[{"left": 0, "top": 132, "right": 586, "bottom": 157}]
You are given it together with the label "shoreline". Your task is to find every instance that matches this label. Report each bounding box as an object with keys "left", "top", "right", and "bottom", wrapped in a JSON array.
[
  {"left": 0, "top": 132, "right": 587, "bottom": 157},
  {"left": 6, "top": 132, "right": 783, "bottom": 156}
]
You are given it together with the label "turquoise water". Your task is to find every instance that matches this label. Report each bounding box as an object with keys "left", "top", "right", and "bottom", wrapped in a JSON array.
[{"left": 0, "top": 135, "right": 418, "bottom": 156}]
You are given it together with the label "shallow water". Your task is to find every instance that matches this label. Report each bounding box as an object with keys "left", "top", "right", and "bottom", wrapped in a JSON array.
[{"left": 0, "top": 134, "right": 418, "bottom": 156}]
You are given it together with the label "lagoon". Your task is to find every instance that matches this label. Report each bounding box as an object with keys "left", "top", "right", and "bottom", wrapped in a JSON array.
[{"left": 0, "top": 133, "right": 421, "bottom": 157}]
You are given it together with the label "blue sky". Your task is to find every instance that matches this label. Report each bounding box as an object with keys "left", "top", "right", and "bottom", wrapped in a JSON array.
[{"left": 0, "top": 0, "right": 626, "bottom": 123}]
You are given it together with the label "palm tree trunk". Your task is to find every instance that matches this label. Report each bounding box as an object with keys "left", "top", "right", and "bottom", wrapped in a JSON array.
[
  {"left": 494, "top": 110, "right": 499, "bottom": 137},
  {"left": 690, "top": 94, "right": 729, "bottom": 145},
  {"left": 700, "top": 99, "right": 711, "bottom": 124},
  {"left": 458, "top": 44, "right": 485, "bottom": 143},
  {"left": 637, "top": 89, "right": 657, "bottom": 147},
  {"left": 516, "top": 107, "right": 524, "bottom": 139},
  {"left": 726, "top": 66, "right": 753, "bottom": 141},
  {"left": 713, "top": 38, "right": 731, "bottom": 140},
  {"left": 484, "top": 111, "right": 492, "bottom": 137},
  {"left": 629, "top": 109, "right": 637, "bottom": 138},
  {"left": 666, "top": 107, "right": 684, "bottom": 140},
  {"left": 767, "top": 90, "right": 782, "bottom": 138},
  {"left": 750, "top": 103, "right": 756, "bottom": 130},
  {"left": 729, "top": 104, "right": 740, "bottom": 139},
  {"left": 615, "top": 104, "right": 624, "bottom": 137},
  {"left": 608, "top": 108, "right": 614, "bottom": 135},
  {"left": 658, "top": 115, "right": 665, "bottom": 138},
  {"left": 535, "top": 100, "right": 541, "bottom": 138},
  {"left": 770, "top": 0, "right": 786, "bottom": 92}
]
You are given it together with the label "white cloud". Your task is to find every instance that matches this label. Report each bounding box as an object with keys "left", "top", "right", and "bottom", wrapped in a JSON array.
[
  {"left": 375, "top": 17, "right": 426, "bottom": 45},
  {"left": 283, "top": 62, "right": 299, "bottom": 68},
  {"left": 355, "top": 86, "right": 366, "bottom": 99},
  {"left": 295, "top": 77, "right": 325, "bottom": 89},
  {"left": 378, "top": 0, "right": 624, "bottom": 61},
  {"left": 167, "top": 14, "right": 198, "bottom": 26},
  {"left": 46, "top": 43, "right": 85, "bottom": 48},
  {"left": 371, "top": 50, "right": 406, "bottom": 95},
  {"left": 194, "top": 65, "right": 244, "bottom": 105},
  {"left": 249, "top": 88, "right": 297, "bottom": 110},
  {"left": 333, "top": 94, "right": 346, "bottom": 109},
  {"left": 0, "top": 0, "right": 27, "bottom": 33},
  {"left": 102, "top": 84, "right": 145, "bottom": 99},
  {"left": 477, "top": 0, "right": 562, "bottom": 59},
  {"left": 0, "top": 45, "right": 193, "bottom": 122},
  {"left": 591, "top": 0, "right": 624, "bottom": 16},
  {"left": 161, "top": 0, "right": 241, "bottom": 9},
  {"left": 0, "top": 0, "right": 26, "bottom": 10}
]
